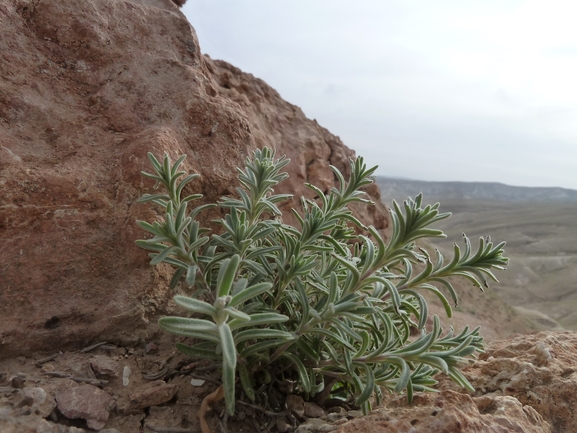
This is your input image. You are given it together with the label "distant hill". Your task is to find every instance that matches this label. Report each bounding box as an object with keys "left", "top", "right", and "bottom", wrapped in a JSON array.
[
  {"left": 375, "top": 176, "right": 577, "bottom": 332},
  {"left": 376, "top": 177, "right": 577, "bottom": 204}
]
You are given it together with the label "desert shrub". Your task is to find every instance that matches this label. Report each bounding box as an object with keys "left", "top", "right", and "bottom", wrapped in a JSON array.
[{"left": 136, "top": 148, "right": 508, "bottom": 415}]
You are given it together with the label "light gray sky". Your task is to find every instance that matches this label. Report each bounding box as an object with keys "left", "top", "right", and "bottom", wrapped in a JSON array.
[{"left": 183, "top": 1, "right": 577, "bottom": 190}]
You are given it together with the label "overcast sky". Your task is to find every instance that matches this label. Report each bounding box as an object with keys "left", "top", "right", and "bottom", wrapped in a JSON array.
[{"left": 182, "top": 1, "right": 577, "bottom": 190}]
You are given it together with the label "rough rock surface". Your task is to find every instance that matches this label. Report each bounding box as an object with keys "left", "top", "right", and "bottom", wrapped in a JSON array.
[
  {"left": 462, "top": 331, "right": 577, "bottom": 433},
  {"left": 337, "top": 391, "right": 550, "bottom": 433},
  {"left": 0, "top": 0, "right": 388, "bottom": 359},
  {"left": 127, "top": 380, "right": 177, "bottom": 410},
  {"left": 339, "top": 331, "right": 577, "bottom": 433},
  {"left": 205, "top": 57, "right": 390, "bottom": 230},
  {"left": 55, "top": 384, "right": 114, "bottom": 429}
]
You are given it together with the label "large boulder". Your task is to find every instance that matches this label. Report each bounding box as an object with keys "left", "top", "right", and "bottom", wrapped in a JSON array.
[
  {"left": 204, "top": 57, "right": 389, "bottom": 230},
  {"left": 0, "top": 0, "right": 388, "bottom": 358}
]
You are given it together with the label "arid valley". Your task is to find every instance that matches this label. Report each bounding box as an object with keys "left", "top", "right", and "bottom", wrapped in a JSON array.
[{"left": 378, "top": 177, "right": 577, "bottom": 332}]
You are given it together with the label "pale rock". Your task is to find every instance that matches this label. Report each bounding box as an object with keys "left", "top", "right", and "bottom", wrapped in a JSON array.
[
  {"left": 325, "top": 412, "right": 346, "bottom": 423},
  {"left": 0, "top": 412, "right": 86, "bottom": 433},
  {"left": 55, "top": 384, "right": 114, "bottom": 430},
  {"left": 143, "top": 405, "right": 198, "bottom": 432},
  {"left": 336, "top": 390, "right": 550, "bottom": 433},
  {"left": 459, "top": 331, "right": 577, "bottom": 433},
  {"left": 296, "top": 417, "right": 338, "bottom": 432},
  {"left": 15, "top": 387, "right": 56, "bottom": 418}
]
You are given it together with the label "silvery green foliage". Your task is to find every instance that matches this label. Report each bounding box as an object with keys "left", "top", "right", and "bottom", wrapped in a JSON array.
[{"left": 136, "top": 148, "right": 508, "bottom": 416}]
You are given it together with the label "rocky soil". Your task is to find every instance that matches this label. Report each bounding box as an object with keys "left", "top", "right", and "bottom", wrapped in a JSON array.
[{"left": 3, "top": 331, "right": 577, "bottom": 432}]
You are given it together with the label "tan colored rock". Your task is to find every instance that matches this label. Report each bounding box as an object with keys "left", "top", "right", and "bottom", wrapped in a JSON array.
[
  {"left": 337, "top": 390, "right": 550, "bottom": 433},
  {"left": 459, "top": 331, "right": 577, "bottom": 433},
  {"left": 128, "top": 380, "right": 177, "bottom": 410},
  {"left": 337, "top": 332, "right": 577, "bottom": 433},
  {"left": 0, "top": 0, "right": 389, "bottom": 360},
  {"left": 14, "top": 387, "right": 56, "bottom": 418}
]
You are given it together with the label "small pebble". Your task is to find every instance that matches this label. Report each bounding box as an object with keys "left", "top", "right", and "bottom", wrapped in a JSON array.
[
  {"left": 41, "top": 363, "right": 55, "bottom": 373},
  {"left": 304, "top": 401, "right": 326, "bottom": 418},
  {"left": 286, "top": 395, "right": 305, "bottom": 419},
  {"left": 122, "top": 366, "right": 131, "bottom": 387},
  {"left": 11, "top": 376, "right": 25, "bottom": 388}
]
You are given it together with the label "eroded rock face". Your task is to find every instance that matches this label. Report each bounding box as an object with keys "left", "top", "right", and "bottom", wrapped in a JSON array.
[
  {"left": 462, "top": 331, "right": 577, "bottom": 433},
  {"left": 0, "top": 0, "right": 389, "bottom": 358},
  {"left": 205, "top": 57, "right": 390, "bottom": 231},
  {"left": 339, "top": 331, "right": 577, "bottom": 433},
  {"left": 338, "top": 391, "right": 550, "bottom": 433}
]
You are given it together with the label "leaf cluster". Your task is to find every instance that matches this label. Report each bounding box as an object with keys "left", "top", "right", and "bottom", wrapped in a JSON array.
[{"left": 136, "top": 148, "right": 508, "bottom": 415}]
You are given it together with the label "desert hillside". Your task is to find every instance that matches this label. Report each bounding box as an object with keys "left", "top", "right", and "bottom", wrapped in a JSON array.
[
  {"left": 377, "top": 177, "right": 577, "bottom": 203},
  {"left": 378, "top": 177, "right": 577, "bottom": 330}
]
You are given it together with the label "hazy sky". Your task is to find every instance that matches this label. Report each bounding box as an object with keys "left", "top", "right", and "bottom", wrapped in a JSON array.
[{"left": 182, "top": 1, "right": 577, "bottom": 190}]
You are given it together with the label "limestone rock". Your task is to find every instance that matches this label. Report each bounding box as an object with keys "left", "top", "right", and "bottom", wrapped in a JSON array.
[
  {"left": 296, "top": 417, "right": 338, "bottom": 432},
  {"left": 337, "top": 390, "right": 550, "bottom": 433},
  {"left": 337, "top": 332, "right": 577, "bottom": 433},
  {"left": 55, "top": 384, "right": 114, "bottom": 430},
  {"left": 461, "top": 331, "right": 577, "bottom": 433},
  {"left": 0, "top": 0, "right": 389, "bottom": 359},
  {"left": 14, "top": 387, "right": 56, "bottom": 418}
]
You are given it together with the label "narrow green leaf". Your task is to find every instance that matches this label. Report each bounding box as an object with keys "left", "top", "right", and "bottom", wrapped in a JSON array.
[
  {"left": 219, "top": 323, "right": 237, "bottom": 370},
  {"left": 174, "top": 295, "right": 216, "bottom": 316},
  {"left": 229, "top": 313, "right": 289, "bottom": 331},
  {"left": 222, "top": 360, "right": 236, "bottom": 415},
  {"left": 159, "top": 316, "right": 217, "bottom": 333},
  {"left": 150, "top": 246, "right": 179, "bottom": 266},
  {"left": 234, "top": 329, "right": 294, "bottom": 343},
  {"left": 217, "top": 254, "right": 241, "bottom": 297},
  {"left": 175, "top": 342, "right": 220, "bottom": 360},
  {"left": 238, "top": 363, "right": 256, "bottom": 401},
  {"left": 240, "top": 339, "right": 292, "bottom": 358},
  {"left": 283, "top": 352, "right": 311, "bottom": 393},
  {"left": 169, "top": 268, "right": 186, "bottom": 290},
  {"left": 229, "top": 282, "right": 273, "bottom": 307},
  {"left": 355, "top": 363, "right": 375, "bottom": 406},
  {"left": 223, "top": 307, "right": 251, "bottom": 322},
  {"left": 185, "top": 265, "right": 197, "bottom": 287}
]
